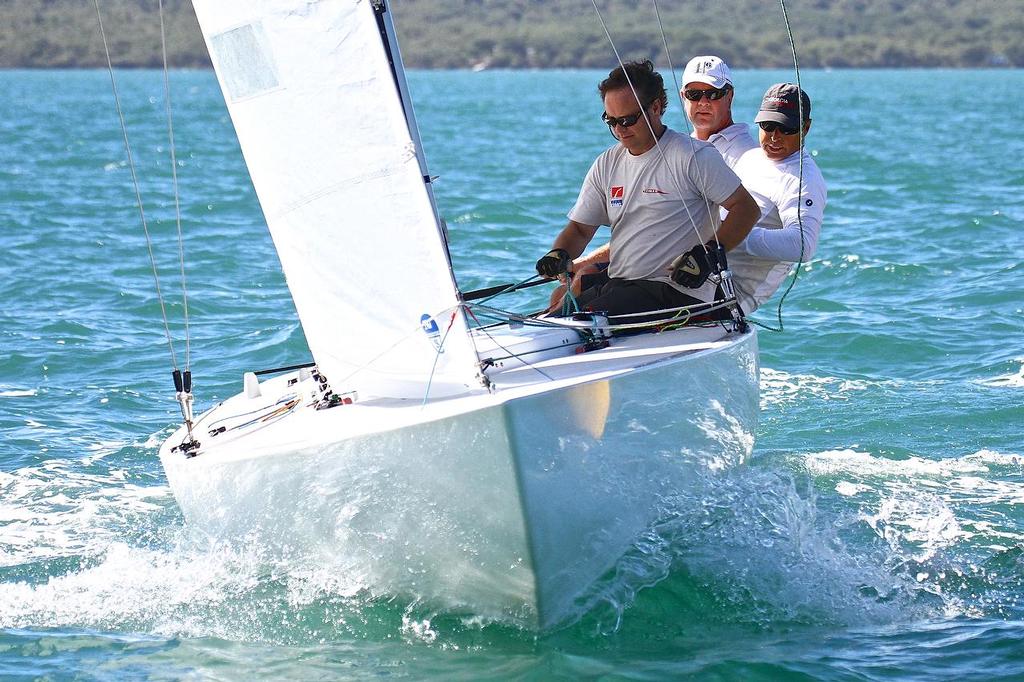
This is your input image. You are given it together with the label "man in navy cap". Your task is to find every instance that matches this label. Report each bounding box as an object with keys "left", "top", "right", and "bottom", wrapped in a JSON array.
[{"left": 727, "top": 83, "right": 827, "bottom": 313}]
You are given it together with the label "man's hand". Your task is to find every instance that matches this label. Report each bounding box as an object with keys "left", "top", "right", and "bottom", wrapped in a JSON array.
[
  {"left": 669, "top": 241, "right": 727, "bottom": 288},
  {"left": 536, "top": 248, "right": 571, "bottom": 278}
]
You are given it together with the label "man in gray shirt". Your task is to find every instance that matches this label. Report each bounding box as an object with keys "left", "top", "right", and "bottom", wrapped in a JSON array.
[{"left": 536, "top": 59, "right": 758, "bottom": 320}]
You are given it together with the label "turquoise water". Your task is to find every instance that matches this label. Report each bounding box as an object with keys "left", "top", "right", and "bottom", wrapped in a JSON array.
[{"left": 1, "top": 67, "right": 1023, "bottom": 679}]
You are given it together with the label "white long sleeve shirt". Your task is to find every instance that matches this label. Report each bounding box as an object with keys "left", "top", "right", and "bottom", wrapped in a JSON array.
[{"left": 727, "top": 147, "right": 827, "bottom": 313}]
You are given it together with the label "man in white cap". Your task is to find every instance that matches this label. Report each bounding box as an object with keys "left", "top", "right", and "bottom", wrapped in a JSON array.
[
  {"left": 553, "top": 63, "right": 827, "bottom": 317},
  {"left": 679, "top": 55, "right": 757, "bottom": 167}
]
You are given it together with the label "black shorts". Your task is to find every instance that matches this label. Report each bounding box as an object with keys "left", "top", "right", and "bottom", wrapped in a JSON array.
[
  {"left": 575, "top": 278, "right": 707, "bottom": 323},
  {"left": 578, "top": 264, "right": 610, "bottom": 292}
]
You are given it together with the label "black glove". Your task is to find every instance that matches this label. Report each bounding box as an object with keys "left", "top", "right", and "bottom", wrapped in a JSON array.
[
  {"left": 670, "top": 241, "right": 727, "bottom": 288},
  {"left": 536, "top": 248, "right": 571, "bottom": 278}
]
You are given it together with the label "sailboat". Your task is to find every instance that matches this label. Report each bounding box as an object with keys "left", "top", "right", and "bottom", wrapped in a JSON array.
[{"left": 158, "top": 0, "right": 759, "bottom": 629}]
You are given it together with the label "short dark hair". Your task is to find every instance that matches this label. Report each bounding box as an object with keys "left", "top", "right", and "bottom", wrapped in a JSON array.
[{"left": 598, "top": 59, "right": 668, "bottom": 113}]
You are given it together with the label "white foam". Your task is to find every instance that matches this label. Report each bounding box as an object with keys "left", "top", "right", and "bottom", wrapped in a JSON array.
[
  {"left": 0, "top": 534, "right": 375, "bottom": 642},
  {"left": 835, "top": 481, "right": 871, "bottom": 496},
  {"left": 861, "top": 495, "right": 970, "bottom": 564},
  {"left": 0, "top": 389, "right": 36, "bottom": 398},
  {"left": 571, "top": 466, "right": 924, "bottom": 631},
  {"left": 977, "top": 368, "right": 1024, "bottom": 388},
  {"left": 802, "top": 449, "right": 1022, "bottom": 479},
  {"left": 799, "top": 449, "right": 1024, "bottom": 563},
  {"left": 760, "top": 368, "right": 875, "bottom": 408},
  {"left": 0, "top": 459, "right": 171, "bottom": 567},
  {"left": 977, "top": 359, "right": 1024, "bottom": 388}
]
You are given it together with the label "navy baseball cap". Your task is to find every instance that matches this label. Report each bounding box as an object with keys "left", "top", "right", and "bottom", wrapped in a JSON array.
[{"left": 754, "top": 83, "right": 811, "bottom": 128}]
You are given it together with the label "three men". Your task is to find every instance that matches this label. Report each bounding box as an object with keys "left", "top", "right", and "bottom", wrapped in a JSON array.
[
  {"left": 541, "top": 56, "right": 827, "bottom": 318},
  {"left": 536, "top": 59, "right": 759, "bottom": 319}
]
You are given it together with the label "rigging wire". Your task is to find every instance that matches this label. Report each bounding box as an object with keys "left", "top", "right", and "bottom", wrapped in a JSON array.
[
  {"left": 473, "top": 273, "right": 544, "bottom": 307},
  {"left": 93, "top": 0, "right": 179, "bottom": 371},
  {"left": 651, "top": 0, "right": 686, "bottom": 131},
  {"left": 749, "top": 0, "right": 808, "bottom": 333},
  {"left": 158, "top": 0, "right": 192, "bottom": 370},
  {"left": 588, "top": 0, "right": 719, "bottom": 256},
  {"left": 648, "top": 0, "right": 731, "bottom": 284}
]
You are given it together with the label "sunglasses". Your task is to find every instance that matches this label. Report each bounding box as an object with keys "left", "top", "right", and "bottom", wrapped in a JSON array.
[
  {"left": 602, "top": 109, "right": 647, "bottom": 129},
  {"left": 682, "top": 86, "right": 732, "bottom": 102},
  {"left": 758, "top": 120, "right": 800, "bottom": 136}
]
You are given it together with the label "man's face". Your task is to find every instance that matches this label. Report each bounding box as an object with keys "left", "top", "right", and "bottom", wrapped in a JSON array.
[
  {"left": 603, "top": 87, "right": 661, "bottom": 155},
  {"left": 758, "top": 120, "right": 811, "bottom": 161},
  {"left": 683, "top": 82, "right": 733, "bottom": 138}
]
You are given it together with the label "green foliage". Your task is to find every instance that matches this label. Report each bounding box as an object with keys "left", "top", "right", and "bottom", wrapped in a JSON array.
[
  {"left": 1, "top": 0, "right": 1021, "bottom": 69},
  {"left": 0, "top": 0, "right": 207, "bottom": 69}
]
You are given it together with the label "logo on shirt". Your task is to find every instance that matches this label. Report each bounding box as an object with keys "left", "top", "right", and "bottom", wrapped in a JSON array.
[
  {"left": 642, "top": 188, "right": 668, "bottom": 195},
  {"left": 610, "top": 186, "right": 624, "bottom": 207},
  {"left": 805, "top": 198, "right": 814, "bottom": 206}
]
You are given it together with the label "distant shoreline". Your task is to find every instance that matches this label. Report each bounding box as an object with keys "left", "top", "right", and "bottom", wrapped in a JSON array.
[
  {"left": 3, "top": 65, "right": 1020, "bottom": 72},
  {"left": 4, "top": 0, "right": 1021, "bottom": 70}
]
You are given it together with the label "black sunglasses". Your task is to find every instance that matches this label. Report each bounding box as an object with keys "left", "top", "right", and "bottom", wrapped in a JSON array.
[
  {"left": 758, "top": 120, "right": 800, "bottom": 136},
  {"left": 682, "top": 86, "right": 732, "bottom": 102},
  {"left": 602, "top": 109, "right": 647, "bottom": 129}
]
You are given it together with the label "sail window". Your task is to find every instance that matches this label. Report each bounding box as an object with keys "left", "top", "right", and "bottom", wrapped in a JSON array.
[{"left": 209, "top": 23, "right": 280, "bottom": 101}]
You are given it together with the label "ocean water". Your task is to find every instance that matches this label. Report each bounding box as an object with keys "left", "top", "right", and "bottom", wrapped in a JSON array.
[{"left": 1, "top": 66, "right": 1023, "bottom": 680}]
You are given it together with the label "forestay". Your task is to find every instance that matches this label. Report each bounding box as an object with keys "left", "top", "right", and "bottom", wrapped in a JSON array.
[{"left": 191, "top": 0, "right": 483, "bottom": 398}]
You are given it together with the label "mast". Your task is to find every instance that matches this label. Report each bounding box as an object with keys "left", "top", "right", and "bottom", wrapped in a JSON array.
[
  {"left": 372, "top": 0, "right": 461, "bottom": 290},
  {"left": 190, "top": 0, "right": 483, "bottom": 399}
]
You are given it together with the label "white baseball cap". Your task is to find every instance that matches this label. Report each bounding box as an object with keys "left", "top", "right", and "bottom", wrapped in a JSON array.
[{"left": 682, "top": 55, "right": 733, "bottom": 89}]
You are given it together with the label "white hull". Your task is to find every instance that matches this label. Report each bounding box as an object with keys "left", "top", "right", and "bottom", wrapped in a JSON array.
[{"left": 159, "top": 325, "right": 758, "bottom": 628}]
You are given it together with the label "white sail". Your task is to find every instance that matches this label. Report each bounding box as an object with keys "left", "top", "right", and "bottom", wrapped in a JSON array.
[{"left": 191, "top": 0, "right": 482, "bottom": 398}]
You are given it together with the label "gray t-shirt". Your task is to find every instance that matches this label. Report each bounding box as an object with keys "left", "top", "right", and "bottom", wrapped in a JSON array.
[{"left": 568, "top": 128, "right": 741, "bottom": 300}]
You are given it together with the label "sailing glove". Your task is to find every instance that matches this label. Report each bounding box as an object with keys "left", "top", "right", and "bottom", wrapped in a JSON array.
[
  {"left": 670, "top": 241, "right": 727, "bottom": 289},
  {"left": 536, "top": 248, "right": 571, "bottom": 278}
]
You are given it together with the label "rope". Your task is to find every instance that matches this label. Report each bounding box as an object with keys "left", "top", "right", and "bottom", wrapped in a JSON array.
[
  {"left": 421, "top": 309, "right": 460, "bottom": 406},
  {"left": 560, "top": 273, "right": 580, "bottom": 317},
  {"left": 752, "top": 0, "right": 807, "bottom": 333},
  {"left": 158, "top": 0, "right": 192, "bottom": 369},
  {"left": 93, "top": 0, "right": 178, "bottom": 371},
  {"left": 469, "top": 298, "right": 733, "bottom": 333},
  {"left": 473, "top": 273, "right": 544, "bottom": 307}
]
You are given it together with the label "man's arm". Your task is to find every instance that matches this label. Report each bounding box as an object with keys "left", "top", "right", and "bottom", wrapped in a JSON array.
[
  {"left": 715, "top": 184, "right": 759, "bottom": 250},
  {"left": 537, "top": 220, "right": 600, "bottom": 279},
  {"left": 574, "top": 242, "right": 610, "bottom": 270},
  {"left": 550, "top": 220, "right": 599, "bottom": 260},
  {"left": 740, "top": 177, "right": 826, "bottom": 261},
  {"left": 667, "top": 183, "right": 759, "bottom": 288},
  {"left": 741, "top": 221, "right": 820, "bottom": 261}
]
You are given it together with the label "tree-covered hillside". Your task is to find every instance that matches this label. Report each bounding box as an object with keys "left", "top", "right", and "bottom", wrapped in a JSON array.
[{"left": 1, "top": 0, "right": 1021, "bottom": 69}]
